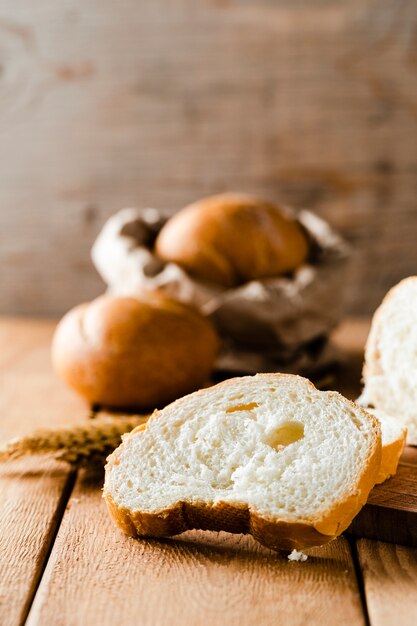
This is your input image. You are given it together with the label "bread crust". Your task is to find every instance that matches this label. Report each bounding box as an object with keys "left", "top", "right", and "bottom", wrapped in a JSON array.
[
  {"left": 376, "top": 434, "right": 406, "bottom": 484},
  {"left": 354, "top": 406, "right": 406, "bottom": 484},
  {"left": 155, "top": 193, "right": 309, "bottom": 288},
  {"left": 52, "top": 293, "right": 219, "bottom": 409},
  {"left": 104, "top": 374, "right": 381, "bottom": 551}
]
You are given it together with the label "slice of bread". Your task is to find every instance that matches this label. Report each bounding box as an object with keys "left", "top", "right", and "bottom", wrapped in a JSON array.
[
  {"left": 361, "top": 407, "right": 407, "bottom": 484},
  {"left": 104, "top": 374, "right": 381, "bottom": 551},
  {"left": 361, "top": 276, "right": 417, "bottom": 445}
]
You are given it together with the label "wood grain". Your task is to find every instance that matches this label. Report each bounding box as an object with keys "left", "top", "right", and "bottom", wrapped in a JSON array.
[
  {"left": 0, "top": 319, "right": 86, "bottom": 626},
  {"left": 0, "top": 460, "right": 75, "bottom": 626},
  {"left": 27, "top": 466, "right": 366, "bottom": 626},
  {"left": 356, "top": 539, "right": 417, "bottom": 626},
  {"left": 1, "top": 1, "right": 417, "bottom": 316}
]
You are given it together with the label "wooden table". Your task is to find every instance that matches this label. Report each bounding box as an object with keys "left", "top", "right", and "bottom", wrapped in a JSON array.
[{"left": 0, "top": 318, "right": 416, "bottom": 626}]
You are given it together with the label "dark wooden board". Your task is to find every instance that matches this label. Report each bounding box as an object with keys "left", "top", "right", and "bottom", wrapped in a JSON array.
[{"left": 349, "top": 448, "right": 417, "bottom": 547}]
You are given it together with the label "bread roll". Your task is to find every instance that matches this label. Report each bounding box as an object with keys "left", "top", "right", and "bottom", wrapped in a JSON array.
[
  {"left": 52, "top": 293, "right": 219, "bottom": 409},
  {"left": 155, "top": 193, "right": 309, "bottom": 287},
  {"left": 104, "top": 374, "right": 381, "bottom": 551}
]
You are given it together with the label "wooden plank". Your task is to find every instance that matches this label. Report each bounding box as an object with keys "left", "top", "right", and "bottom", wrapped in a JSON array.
[
  {"left": 1, "top": 2, "right": 417, "bottom": 316},
  {"left": 0, "top": 319, "right": 86, "bottom": 626},
  {"left": 27, "top": 466, "right": 366, "bottom": 626},
  {"left": 356, "top": 539, "right": 417, "bottom": 626},
  {"left": 0, "top": 460, "right": 75, "bottom": 626}
]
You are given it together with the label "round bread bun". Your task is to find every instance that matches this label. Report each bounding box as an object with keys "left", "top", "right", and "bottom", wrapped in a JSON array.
[
  {"left": 51, "top": 293, "right": 219, "bottom": 409},
  {"left": 155, "top": 193, "right": 309, "bottom": 288}
]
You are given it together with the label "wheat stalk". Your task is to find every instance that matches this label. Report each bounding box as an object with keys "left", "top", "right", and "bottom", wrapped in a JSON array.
[{"left": 0, "top": 415, "right": 148, "bottom": 466}]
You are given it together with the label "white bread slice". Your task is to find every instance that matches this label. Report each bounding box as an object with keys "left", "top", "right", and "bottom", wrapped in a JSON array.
[
  {"left": 361, "top": 408, "right": 406, "bottom": 484},
  {"left": 361, "top": 276, "right": 417, "bottom": 445},
  {"left": 104, "top": 374, "right": 381, "bottom": 551}
]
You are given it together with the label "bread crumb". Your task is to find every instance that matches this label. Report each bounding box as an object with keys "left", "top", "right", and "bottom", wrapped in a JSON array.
[{"left": 288, "top": 549, "right": 308, "bottom": 562}]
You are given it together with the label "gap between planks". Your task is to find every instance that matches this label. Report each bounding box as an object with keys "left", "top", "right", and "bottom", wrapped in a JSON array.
[{"left": 349, "top": 537, "right": 371, "bottom": 626}]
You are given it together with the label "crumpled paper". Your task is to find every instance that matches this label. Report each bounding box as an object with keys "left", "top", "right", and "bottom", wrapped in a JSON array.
[{"left": 91, "top": 207, "right": 350, "bottom": 376}]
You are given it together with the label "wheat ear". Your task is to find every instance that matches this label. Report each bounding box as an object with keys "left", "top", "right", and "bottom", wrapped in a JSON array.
[{"left": 0, "top": 415, "right": 148, "bottom": 466}]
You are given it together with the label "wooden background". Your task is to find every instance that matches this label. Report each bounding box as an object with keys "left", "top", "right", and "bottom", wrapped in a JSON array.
[{"left": 0, "top": 0, "right": 416, "bottom": 316}]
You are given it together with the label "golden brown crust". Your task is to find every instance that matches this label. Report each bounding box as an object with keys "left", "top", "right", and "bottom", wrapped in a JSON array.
[
  {"left": 155, "top": 193, "right": 309, "bottom": 287},
  {"left": 103, "top": 374, "right": 382, "bottom": 551},
  {"left": 52, "top": 293, "right": 219, "bottom": 409},
  {"left": 104, "top": 491, "right": 335, "bottom": 551},
  {"left": 376, "top": 432, "right": 406, "bottom": 484}
]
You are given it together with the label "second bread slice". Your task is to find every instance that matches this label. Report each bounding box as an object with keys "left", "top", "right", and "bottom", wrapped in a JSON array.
[
  {"left": 104, "top": 374, "right": 381, "bottom": 551},
  {"left": 361, "top": 408, "right": 407, "bottom": 484}
]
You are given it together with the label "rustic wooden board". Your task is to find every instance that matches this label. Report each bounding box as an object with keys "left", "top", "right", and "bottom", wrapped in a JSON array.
[
  {"left": 0, "top": 319, "right": 87, "bottom": 626},
  {"left": 1, "top": 1, "right": 417, "bottom": 316},
  {"left": 356, "top": 539, "right": 417, "bottom": 626},
  {"left": 27, "top": 467, "right": 366, "bottom": 626}
]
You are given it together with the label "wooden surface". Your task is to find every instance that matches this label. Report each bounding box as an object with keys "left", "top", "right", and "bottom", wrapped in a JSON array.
[
  {"left": 0, "top": 317, "right": 416, "bottom": 625},
  {"left": 1, "top": 1, "right": 417, "bottom": 316},
  {"left": 357, "top": 540, "right": 417, "bottom": 626}
]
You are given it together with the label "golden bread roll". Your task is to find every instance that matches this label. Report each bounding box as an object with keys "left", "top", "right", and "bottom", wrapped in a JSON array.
[
  {"left": 155, "top": 193, "right": 309, "bottom": 287},
  {"left": 52, "top": 293, "right": 219, "bottom": 409}
]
